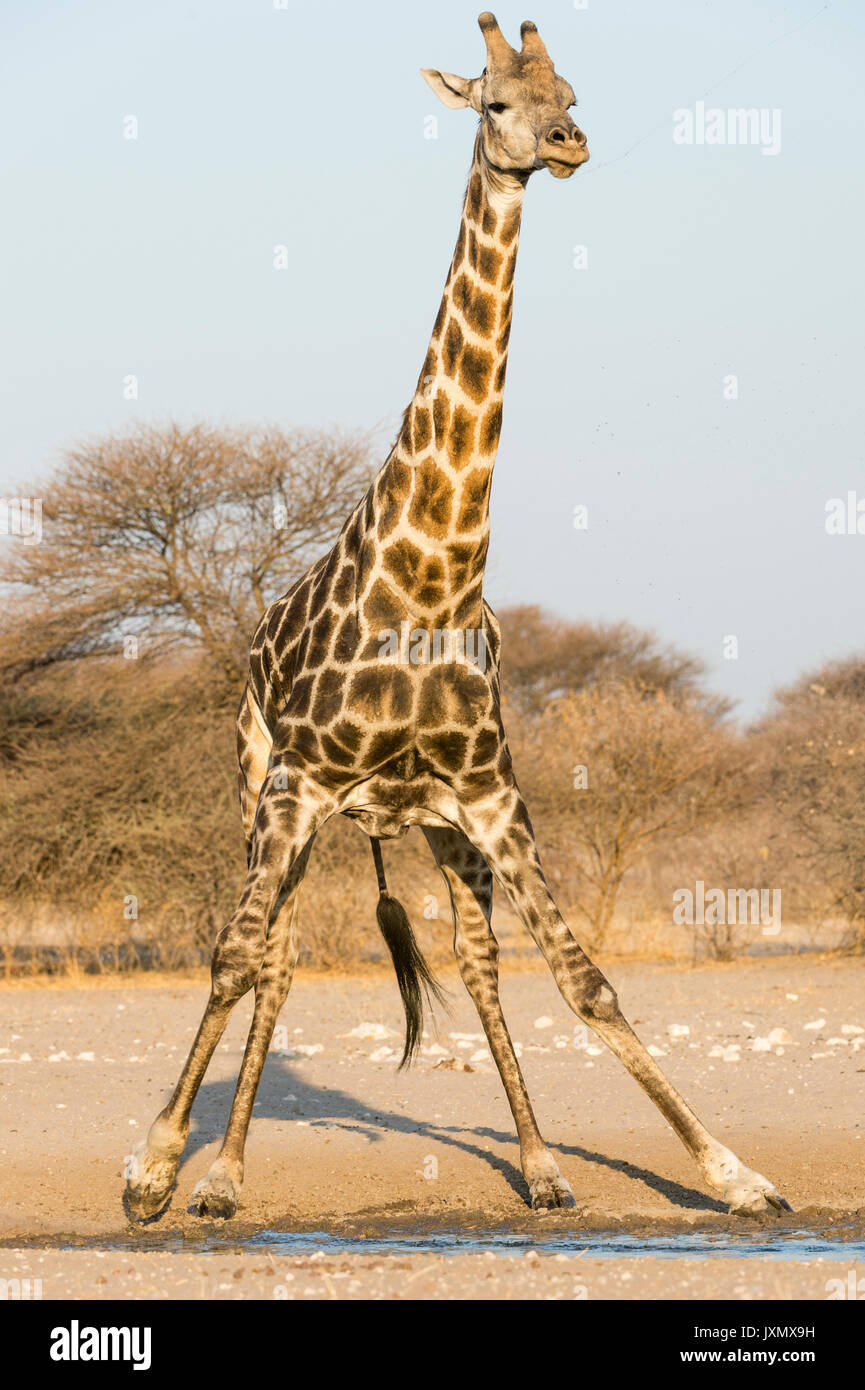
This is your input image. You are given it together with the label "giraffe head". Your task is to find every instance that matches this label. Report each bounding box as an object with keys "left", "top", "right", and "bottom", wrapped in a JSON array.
[{"left": 422, "top": 12, "right": 588, "bottom": 180}]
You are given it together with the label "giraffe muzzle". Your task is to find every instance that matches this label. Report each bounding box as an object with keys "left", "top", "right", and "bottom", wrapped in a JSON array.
[{"left": 537, "top": 122, "right": 589, "bottom": 178}]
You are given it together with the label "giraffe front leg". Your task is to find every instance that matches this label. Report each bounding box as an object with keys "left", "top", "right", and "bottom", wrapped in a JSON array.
[
  {"left": 454, "top": 783, "right": 792, "bottom": 1218},
  {"left": 124, "top": 873, "right": 299, "bottom": 1225},
  {"left": 424, "top": 827, "right": 574, "bottom": 1211},
  {"left": 125, "top": 686, "right": 277, "bottom": 1223},
  {"left": 124, "top": 965, "right": 248, "bottom": 1222},
  {"left": 188, "top": 766, "right": 328, "bottom": 1220},
  {"left": 187, "top": 888, "right": 303, "bottom": 1220}
]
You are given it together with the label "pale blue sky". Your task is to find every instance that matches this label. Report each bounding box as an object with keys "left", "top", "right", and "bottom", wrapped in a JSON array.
[{"left": 1, "top": 0, "right": 862, "bottom": 718}]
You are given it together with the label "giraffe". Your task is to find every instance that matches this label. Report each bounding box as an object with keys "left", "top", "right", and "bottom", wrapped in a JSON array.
[{"left": 125, "top": 13, "right": 791, "bottom": 1223}]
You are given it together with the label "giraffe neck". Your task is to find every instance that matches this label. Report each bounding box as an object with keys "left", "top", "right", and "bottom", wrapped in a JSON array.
[{"left": 359, "top": 132, "right": 527, "bottom": 634}]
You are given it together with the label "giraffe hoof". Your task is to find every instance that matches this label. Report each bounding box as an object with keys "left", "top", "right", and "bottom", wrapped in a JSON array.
[
  {"left": 188, "top": 1170, "right": 241, "bottom": 1220},
  {"left": 722, "top": 1167, "right": 792, "bottom": 1218},
  {"left": 529, "top": 1174, "right": 576, "bottom": 1211},
  {"left": 123, "top": 1145, "right": 178, "bottom": 1223},
  {"left": 728, "top": 1184, "right": 793, "bottom": 1219}
]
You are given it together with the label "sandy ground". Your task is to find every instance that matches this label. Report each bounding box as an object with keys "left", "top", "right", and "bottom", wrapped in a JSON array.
[{"left": 1, "top": 955, "right": 863, "bottom": 1300}]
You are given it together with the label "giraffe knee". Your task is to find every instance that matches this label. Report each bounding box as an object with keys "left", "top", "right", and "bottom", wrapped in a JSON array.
[
  {"left": 210, "top": 921, "right": 264, "bottom": 1003},
  {"left": 584, "top": 979, "right": 619, "bottom": 1023},
  {"left": 564, "top": 967, "right": 620, "bottom": 1025}
]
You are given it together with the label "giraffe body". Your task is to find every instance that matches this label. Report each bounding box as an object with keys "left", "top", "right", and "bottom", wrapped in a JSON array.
[{"left": 125, "top": 13, "right": 790, "bottom": 1226}]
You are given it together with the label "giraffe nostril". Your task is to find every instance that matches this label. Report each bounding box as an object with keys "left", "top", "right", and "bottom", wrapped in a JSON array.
[{"left": 549, "top": 128, "right": 567, "bottom": 144}]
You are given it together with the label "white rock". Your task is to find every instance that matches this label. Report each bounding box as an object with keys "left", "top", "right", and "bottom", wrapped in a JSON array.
[
  {"left": 826, "top": 1037, "right": 848, "bottom": 1047},
  {"left": 343, "top": 1023, "right": 396, "bottom": 1040},
  {"left": 48, "top": 1051, "right": 70, "bottom": 1062},
  {"left": 767, "top": 1027, "right": 793, "bottom": 1045},
  {"left": 294, "top": 1043, "right": 324, "bottom": 1057},
  {"left": 647, "top": 1045, "right": 667, "bottom": 1058},
  {"left": 368, "top": 1045, "right": 396, "bottom": 1062},
  {"left": 842, "top": 1024, "right": 864, "bottom": 1036},
  {"left": 585, "top": 1045, "right": 604, "bottom": 1057},
  {"left": 786, "top": 993, "right": 799, "bottom": 1001},
  {"left": 709, "top": 1044, "right": 741, "bottom": 1062},
  {"left": 421, "top": 1043, "right": 448, "bottom": 1057},
  {"left": 751, "top": 1037, "right": 772, "bottom": 1052},
  {"left": 75, "top": 1052, "right": 94, "bottom": 1062},
  {"left": 534, "top": 1016, "right": 554, "bottom": 1030},
  {"left": 803, "top": 1019, "right": 826, "bottom": 1031},
  {"left": 470, "top": 1049, "right": 491, "bottom": 1063},
  {"left": 667, "top": 1024, "right": 690, "bottom": 1039}
]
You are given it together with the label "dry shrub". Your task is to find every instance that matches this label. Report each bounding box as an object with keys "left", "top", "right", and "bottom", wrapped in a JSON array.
[
  {"left": 753, "top": 672, "right": 865, "bottom": 952},
  {"left": 0, "top": 662, "right": 241, "bottom": 970},
  {"left": 510, "top": 683, "right": 745, "bottom": 952}
]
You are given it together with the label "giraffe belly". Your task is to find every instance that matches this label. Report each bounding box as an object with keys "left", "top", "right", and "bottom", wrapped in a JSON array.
[
  {"left": 340, "top": 774, "right": 460, "bottom": 839},
  {"left": 342, "top": 807, "right": 452, "bottom": 839}
]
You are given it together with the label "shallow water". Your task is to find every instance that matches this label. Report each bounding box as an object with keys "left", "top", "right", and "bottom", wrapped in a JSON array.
[{"left": 14, "top": 1226, "right": 865, "bottom": 1261}]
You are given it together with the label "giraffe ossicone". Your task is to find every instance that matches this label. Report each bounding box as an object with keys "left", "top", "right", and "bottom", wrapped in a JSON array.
[{"left": 124, "top": 13, "right": 791, "bottom": 1226}]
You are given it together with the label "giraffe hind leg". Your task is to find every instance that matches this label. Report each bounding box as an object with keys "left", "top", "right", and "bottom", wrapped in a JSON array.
[
  {"left": 424, "top": 826, "right": 574, "bottom": 1211},
  {"left": 455, "top": 783, "right": 791, "bottom": 1218}
]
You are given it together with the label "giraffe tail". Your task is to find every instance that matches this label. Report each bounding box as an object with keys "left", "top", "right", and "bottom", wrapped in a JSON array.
[{"left": 370, "top": 837, "right": 445, "bottom": 1068}]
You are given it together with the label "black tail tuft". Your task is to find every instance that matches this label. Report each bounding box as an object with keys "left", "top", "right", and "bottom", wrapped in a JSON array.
[{"left": 371, "top": 839, "right": 445, "bottom": 1067}]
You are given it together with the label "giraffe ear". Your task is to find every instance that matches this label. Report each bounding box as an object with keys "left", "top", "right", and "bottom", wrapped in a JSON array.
[{"left": 420, "top": 68, "right": 482, "bottom": 112}]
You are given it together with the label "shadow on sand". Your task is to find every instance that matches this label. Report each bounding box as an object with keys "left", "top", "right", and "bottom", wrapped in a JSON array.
[{"left": 176, "top": 1054, "right": 727, "bottom": 1217}]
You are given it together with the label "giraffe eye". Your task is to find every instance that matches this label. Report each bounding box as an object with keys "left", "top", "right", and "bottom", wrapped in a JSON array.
[{"left": 487, "top": 102, "right": 508, "bottom": 114}]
